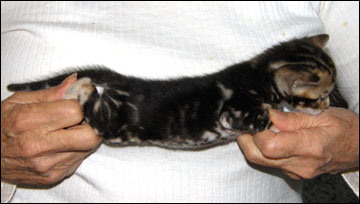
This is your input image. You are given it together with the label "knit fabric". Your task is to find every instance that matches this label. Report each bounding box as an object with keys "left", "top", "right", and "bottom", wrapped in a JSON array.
[{"left": 1, "top": 1, "right": 358, "bottom": 202}]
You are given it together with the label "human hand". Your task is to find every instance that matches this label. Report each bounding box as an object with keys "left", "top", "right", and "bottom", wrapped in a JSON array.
[
  {"left": 237, "top": 107, "right": 359, "bottom": 180},
  {"left": 1, "top": 74, "right": 101, "bottom": 185}
]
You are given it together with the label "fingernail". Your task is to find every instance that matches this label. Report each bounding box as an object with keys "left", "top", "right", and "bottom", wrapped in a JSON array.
[
  {"left": 269, "top": 109, "right": 285, "bottom": 121},
  {"left": 268, "top": 109, "right": 276, "bottom": 118},
  {"left": 62, "top": 73, "right": 78, "bottom": 84}
]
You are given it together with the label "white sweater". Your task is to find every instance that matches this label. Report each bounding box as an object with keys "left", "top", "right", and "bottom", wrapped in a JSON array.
[{"left": 1, "top": 1, "right": 358, "bottom": 202}]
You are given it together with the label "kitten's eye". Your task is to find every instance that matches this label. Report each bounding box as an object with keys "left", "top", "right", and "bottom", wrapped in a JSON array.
[{"left": 310, "top": 74, "right": 320, "bottom": 83}]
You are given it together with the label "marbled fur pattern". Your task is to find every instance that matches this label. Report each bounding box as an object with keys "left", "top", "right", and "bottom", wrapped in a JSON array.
[{"left": 7, "top": 34, "right": 347, "bottom": 150}]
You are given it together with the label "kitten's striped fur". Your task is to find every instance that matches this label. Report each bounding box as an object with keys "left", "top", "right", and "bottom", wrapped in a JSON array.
[{"left": 8, "top": 34, "right": 346, "bottom": 150}]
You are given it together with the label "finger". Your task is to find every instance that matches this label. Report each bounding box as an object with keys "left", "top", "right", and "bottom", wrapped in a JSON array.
[
  {"left": 1, "top": 169, "right": 44, "bottom": 185},
  {"left": 32, "top": 151, "right": 90, "bottom": 175},
  {"left": 2, "top": 151, "right": 90, "bottom": 185},
  {"left": 268, "top": 109, "right": 320, "bottom": 131},
  {"left": 9, "top": 73, "right": 77, "bottom": 104},
  {"left": 38, "top": 153, "right": 89, "bottom": 184},
  {"left": 2, "top": 124, "right": 99, "bottom": 158},
  {"left": 1, "top": 147, "right": 90, "bottom": 171},
  {"left": 7, "top": 99, "right": 84, "bottom": 134},
  {"left": 44, "top": 123, "right": 101, "bottom": 153},
  {"left": 50, "top": 150, "right": 92, "bottom": 173},
  {"left": 237, "top": 134, "right": 284, "bottom": 168},
  {"left": 1, "top": 166, "right": 63, "bottom": 185},
  {"left": 253, "top": 130, "right": 303, "bottom": 159},
  {"left": 282, "top": 170, "right": 302, "bottom": 180}
]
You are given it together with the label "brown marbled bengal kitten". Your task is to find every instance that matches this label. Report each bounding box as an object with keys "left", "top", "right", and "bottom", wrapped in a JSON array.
[{"left": 8, "top": 34, "right": 347, "bottom": 150}]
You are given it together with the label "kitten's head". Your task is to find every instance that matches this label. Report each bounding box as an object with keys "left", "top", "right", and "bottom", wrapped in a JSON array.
[{"left": 267, "top": 34, "right": 336, "bottom": 114}]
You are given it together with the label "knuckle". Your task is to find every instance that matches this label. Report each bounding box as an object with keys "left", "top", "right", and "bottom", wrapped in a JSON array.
[
  {"left": 245, "top": 153, "right": 256, "bottom": 162},
  {"left": 32, "top": 160, "right": 51, "bottom": 174},
  {"left": 312, "top": 148, "right": 325, "bottom": 159},
  {"left": 18, "top": 137, "right": 38, "bottom": 157},
  {"left": 301, "top": 168, "right": 318, "bottom": 179},
  {"left": 83, "top": 126, "right": 100, "bottom": 147},
  {"left": 11, "top": 105, "right": 32, "bottom": 132},
  {"left": 245, "top": 150, "right": 260, "bottom": 163},
  {"left": 296, "top": 163, "right": 321, "bottom": 179},
  {"left": 43, "top": 172, "right": 63, "bottom": 184},
  {"left": 261, "top": 140, "right": 278, "bottom": 158},
  {"left": 64, "top": 100, "right": 84, "bottom": 122}
]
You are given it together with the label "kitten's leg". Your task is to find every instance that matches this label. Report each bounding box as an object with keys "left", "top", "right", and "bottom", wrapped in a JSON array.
[
  {"left": 63, "top": 77, "right": 95, "bottom": 105},
  {"left": 61, "top": 77, "right": 130, "bottom": 142}
]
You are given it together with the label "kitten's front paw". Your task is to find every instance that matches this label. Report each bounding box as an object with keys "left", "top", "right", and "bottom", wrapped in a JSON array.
[{"left": 63, "top": 77, "right": 95, "bottom": 105}]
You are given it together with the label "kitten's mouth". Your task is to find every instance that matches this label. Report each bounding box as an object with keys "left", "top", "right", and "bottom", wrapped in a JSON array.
[
  {"left": 294, "top": 107, "right": 323, "bottom": 115},
  {"left": 278, "top": 101, "right": 324, "bottom": 115}
]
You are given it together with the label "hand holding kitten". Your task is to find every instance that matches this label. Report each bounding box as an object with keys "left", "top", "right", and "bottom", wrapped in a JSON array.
[
  {"left": 1, "top": 74, "right": 101, "bottom": 185},
  {"left": 237, "top": 108, "right": 359, "bottom": 180}
]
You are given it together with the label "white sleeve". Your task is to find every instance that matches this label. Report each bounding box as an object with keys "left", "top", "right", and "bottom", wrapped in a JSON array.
[
  {"left": 1, "top": 182, "right": 16, "bottom": 203},
  {"left": 312, "top": 1, "right": 359, "bottom": 197}
]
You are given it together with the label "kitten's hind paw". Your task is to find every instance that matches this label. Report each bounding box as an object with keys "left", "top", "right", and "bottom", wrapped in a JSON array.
[{"left": 63, "top": 77, "right": 95, "bottom": 105}]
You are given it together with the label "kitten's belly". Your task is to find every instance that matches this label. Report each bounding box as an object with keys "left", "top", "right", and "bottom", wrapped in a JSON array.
[
  {"left": 150, "top": 129, "right": 239, "bottom": 150},
  {"left": 104, "top": 128, "right": 240, "bottom": 150}
]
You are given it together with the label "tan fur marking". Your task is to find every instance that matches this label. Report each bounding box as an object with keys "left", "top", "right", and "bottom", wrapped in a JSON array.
[
  {"left": 301, "top": 70, "right": 333, "bottom": 99},
  {"left": 63, "top": 77, "right": 94, "bottom": 105}
]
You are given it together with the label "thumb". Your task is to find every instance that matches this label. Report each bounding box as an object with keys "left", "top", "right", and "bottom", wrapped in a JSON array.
[
  {"left": 10, "top": 73, "right": 78, "bottom": 104},
  {"left": 268, "top": 109, "right": 319, "bottom": 131}
]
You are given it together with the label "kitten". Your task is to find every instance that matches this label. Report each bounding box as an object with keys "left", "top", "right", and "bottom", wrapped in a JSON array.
[{"left": 7, "top": 34, "right": 346, "bottom": 150}]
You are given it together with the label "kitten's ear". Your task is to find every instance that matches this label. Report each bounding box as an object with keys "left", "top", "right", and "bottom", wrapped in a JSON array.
[
  {"left": 304, "top": 34, "right": 329, "bottom": 48},
  {"left": 274, "top": 66, "right": 320, "bottom": 96}
]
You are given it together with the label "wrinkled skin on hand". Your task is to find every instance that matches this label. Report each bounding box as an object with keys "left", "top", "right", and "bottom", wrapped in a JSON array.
[
  {"left": 1, "top": 74, "right": 101, "bottom": 186},
  {"left": 237, "top": 108, "right": 359, "bottom": 180}
]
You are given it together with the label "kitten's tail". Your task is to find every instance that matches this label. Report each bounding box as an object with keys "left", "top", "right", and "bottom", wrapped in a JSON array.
[
  {"left": 7, "top": 67, "right": 120, "bottom": 92},
  {"left": 7, "top": 83, "right": 32, "bottom": 92},
  {"left": 7, "top": 74, "right": 69, "bottom": 92}
]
